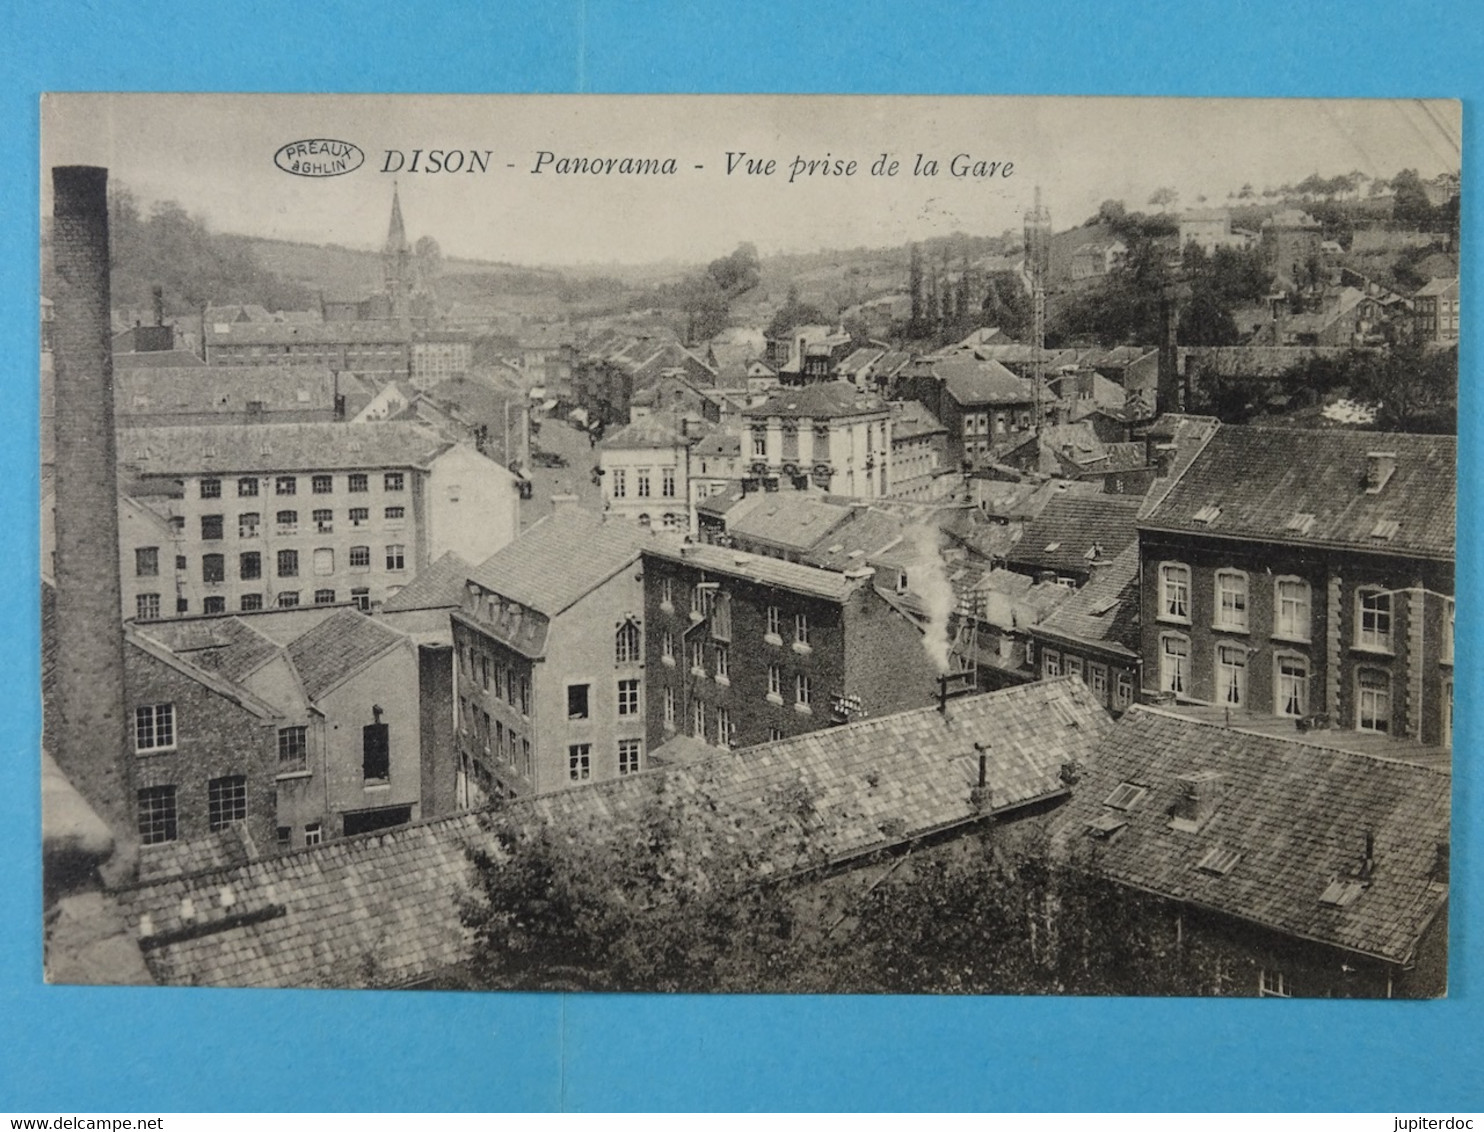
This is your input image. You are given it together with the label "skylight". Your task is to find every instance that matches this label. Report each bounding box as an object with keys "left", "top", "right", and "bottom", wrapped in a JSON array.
[
  {"left": 1086, "top": 813, "right": 1128, "bottom": 839},
  {"left": 1319, "top": 878, "right": 1367, "bottom": 908},
  {"left": 1370, "top": 519, "right": 1401, "bottom": 541},
  {"left": 1284, "top": 512, "right": 1316, "bottom": 535},
  {"left": 1196, "top": 846, "right": 1242, "bottom": 876},
  {"left": 1044, "top": 541, "right": 1062, "bottom": 552},
  {"left": 1103, "top": 782, "right": 1148, "bottom": 810},
  {"left": 1193, "top": 505, "right": 1222, "bottom": 525}
]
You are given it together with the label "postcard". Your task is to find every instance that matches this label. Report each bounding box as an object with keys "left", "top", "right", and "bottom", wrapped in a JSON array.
[{"left": 39, "top": 94, "right": 1459, "bottom": 996}]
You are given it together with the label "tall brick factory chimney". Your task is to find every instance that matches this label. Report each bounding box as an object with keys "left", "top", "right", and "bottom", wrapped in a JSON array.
[
  {"left": 1156, "top": 283, "right": 1181, "bottom": 417},
  {"left": 49, "top": 166, "right": 133, "bottom": 870}
]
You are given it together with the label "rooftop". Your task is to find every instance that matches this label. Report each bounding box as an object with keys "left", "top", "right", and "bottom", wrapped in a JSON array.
[
  {"left": 747, "top": 382, "right": 888, "bottom": 419},
  {"left": 466, "top": 508, "right": 652, "bottom": 617},
  {"left": 1030, "top": 543, "right": 1141, "bottom": 658},
  {"left": 727, "top": 494, "right": 855, "bottom": 553},
  {"left": 380, "top": 551, "right": 475, "bottom": 613},
  {"left": 121, "top": 422, "right": 453, "bottom": 477},
  {"left": 1050, "top": 706, "right": 1449, "bottom": 966},
  {"left": 1005, "top": 495, "right": 1143, "bottom": 577},
  {"left": 601, "top": 418, "right": 689, "bottom": 451},
  {"left": 644, "top": 541, "right": 871, "bottom": 602},
  {"left": 286, "top": 609, "right": 409, "bottom": 701},
  {"left": 119, "top": 679, "right": 1112, "bottom": 988},
  {"left": 918, "top": 356, "right": 1036, "bottom": 406}
]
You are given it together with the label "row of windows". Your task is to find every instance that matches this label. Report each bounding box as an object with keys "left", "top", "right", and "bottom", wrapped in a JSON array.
[
  {"left": 135, "top": 588, "right": 372, "bottom": 620},
  {"left": 567, "top": 739, "right": 644, "bottom": 782},
  {"left": 462, "top": 696, "right": 533, "bottom": 778},
  {"left": 171, "top": 507, "right": 408, "bottom": 546},
  {"left": 1041, "top": 650, "right": 1135, "bottom": 710},
  {"left": 658, "top": 666, "right": 814, "bottom": 716},
  {"left": 198, "top": 473, "right": 404, "bottom": 499},
  {"left": 188, "top": 546, "right": 405, "bottom": 582},
  {"left": 137, "top": 776, "right": 246, "bottom": 844},
  {"left": 562, "top": 679, "right": 642, "bottom": 721},
  {"left": 609, "top": 467, "right": 679, "bottom": 499},
  {"left": 460, "top": 645, "right": 533, "bottom": 715}
]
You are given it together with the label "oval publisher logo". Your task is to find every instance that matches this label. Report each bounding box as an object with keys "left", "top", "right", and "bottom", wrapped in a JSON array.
[{"left": 274, "top": 139, "right": 365, "bottom": 177}]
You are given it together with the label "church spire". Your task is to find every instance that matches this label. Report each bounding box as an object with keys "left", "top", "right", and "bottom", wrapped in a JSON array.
[{"left": 385, "top": 182, "right": 410, "bottom": 255}]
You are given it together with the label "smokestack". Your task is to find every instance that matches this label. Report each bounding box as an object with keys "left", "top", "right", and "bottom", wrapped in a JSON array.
[
  {"left": 151, "top": 285, "right": 164, "bottom": 327},
  {"left": 49, "top": 166, "right": 132, "bottom": 866},
  {"left": 1157, "top": 284, "right": 1180, "bottom": 417}
]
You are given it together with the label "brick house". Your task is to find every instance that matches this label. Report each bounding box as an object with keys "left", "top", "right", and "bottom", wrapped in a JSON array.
[
  {"left": 641, "top": 542, "right": 942, "bottom": 753},
  {"left": 893, "top": 355, "right": 1039, "bottom": 469},
  {"left": 1137, "top": 426, "right": 1454, "bottom": 748},
  {"left": 1028, "top": 543, "right": 1141, "bottom": 714},
  {"left": 450, "top": 507, "right": 653, "bottom": 801},
  {"left": 1413, "top": 276, "right": 1460, "bottom": 345},
  {"left": 1004, "top": 494, "right": 1142, "bottom": 589},
  {"left": 1051, "top": 705, "right": 1449, "bottom": 998}
]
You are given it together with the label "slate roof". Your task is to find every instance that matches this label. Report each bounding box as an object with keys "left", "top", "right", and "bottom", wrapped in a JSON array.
[
  {"left": 1049, "top": 706, "right": 1450, "bottom": 966},
  {"left": 601, "top": 418, "right": 688, "bottom": 451},
  {"left": 112, "top": 349, "right": 207, "bottom": 369},
  {"left": 803, "top": 508, "right": 907, "bottom": 572},
  {"left": 121, "top": 422, "right": 451, "bottom": 476},
  {"left": 1030, "top": 543, "right": 1141, "bottom": 658},
  {"left": 380, "top": 552, "right": 475, "bottom": 613},
  {"left": 286, "top": 609, "right": 408, "bottom": 701},
  {"left": 1139, "top": 425, "right": 1455, "bottom": 560},
  {"left": 466, "top": 508, "right": 652, "bottom": 616},
  {"left": 205, "top": 320, "right": 412, "bottom": 346},
  {"left": 692, "top": 428, "right": 742, "bottom": 459},
  {"left": 889, "top": 400, "right": 946, "bottom": 442},
  {"left": 1005, "top": 495, "right": 1143, "bottom": 577},
  {"left": 728, "top": 494, "right": 854, "bottom": 553},
  {"left": 119, "top": 679, "right": 1112, "bottom": 988},
  {"left": 920, "top": 356, "right": 1036, "bottom": 406},
  {"left": 644, "top": 542, "right": 870, "bottom": 602},
  {"left": 747, "top": 383, "right": 888, "bottom": 419},
  {"left": 116, "top": 365, "right": 340, "bottom": 420},
  {"left": 138, "top": 617, "right": 285, "bottom": 685}
]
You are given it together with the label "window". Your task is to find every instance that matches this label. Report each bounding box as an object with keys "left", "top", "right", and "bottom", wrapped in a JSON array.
[
  {"left": 617, "top": 678, "right": 640, "bottom": 716},
  {"left": 618, "top": 739, "right": 642, "bottom": 776},
  {"left": 1042, "top": 649, "right": 1062, "bottom": 678},
  {"left": 208, "top": 775, "right": 247, "bottom": 831},
  {"left": 752, "top": 433, "right": 767, "bottom": 458},
  {"left": 568, "top": 744, "right": 591, "bottom": 782},
  {"left": 200, "top": 477, "right": 221, "bottom": 499},
  {"left": 239, "top": 512, "right": 260, "bottom": 539},
  {"left": 794, "top": 611, "right": 810, "bottom": 648},
  {"left": 769, "top": 727, "right": 785, "bottom": 742},
  {"left": 1443, "top": 597, "right": 1454, "bottom": 664},
  {"left": 689, "top": 638, "right": 706, "bottom": 674},
  {"left": 567, "top": 683, "right": 590, "bottom": 720},
  {"left": 351, "top": 588, "right": 370, "bottom": 612},
  {"left": 1214, "top": 570, "right": 1248, "bottom": 632},
  {"left": 1357, "top": 667, "right": 1392, "bottom": 733},
  {"left": 202, "top": 553, "right": 225, "bottom": 584},
  {"left": 715, "top": 707, "right": 734, "bottom": 747},
  {"left": 795, "top": 673, "right": 813, "bottom": 710},
  {"left": 278, "top": 726, "right": 308, "bottom": 771},
  {"left": 384, "top": 506, "right": 406, "bottom": 524},
  {"left": 616, "top": 621, "right": 641, "bottom": 664},
  {"left": 276, "top": 509, "right": 297, "bottom": 535},
  {"left": 363, "top": 719, "right": 390, "bottom": 781},
  {"left": 766, "top": 605, "right": 781, "bottom": 640},
  {"left": 312, "top": 509, "right": 333, "bottom": 534},
  {"left": 276, "top": 826, "right": 291, "bottom": 849},
  {"left": 176, "top": 597, "right": 189, "bottom": 614},
  {"left": 611, "top": 468, "right": 627, "bottom": 499},
  {"left": 134, "top": 703, "right": 175, "bottom": 752},
  {"left": 1159, "top": 563, "right": 1191, "bottom": 622},
  {"left": 1115, "top": 672, "right": 1134, "bottom": 711},
  {"left": 1267, "top": 577, "right": 1311, "bottom": 641},
  {"left": 1089, "top": 663, "right": 1108, "bottom": 703},
  {"left": 350, "top": 545, "right": 370, "bottom": 570},
  {"left": 136, "top": 786, "right": 177, "bottom": 845},
  {"left": 312, "top": 474, "right": 333, "bottom": 494},
  {"left": 692, "top": 700, "right": 706, "bottom": 738},
  {"left": 201, "top": 514, "right": 223, "bottom": 541},
  {"left": 313, "top": 547, "right": 334, "bottom": 576},
  {"left": 1160, "top": 634, "right": 1189, "bottom": 696},
  {"left": 1064, "top": 655, "right": 1084, "bottom": 682},
  {"left": 237, "top": 477, "right": 259, "bottom": 498},
  {"left": 349, "top": 507, "right": 370, "bottom": 527},
  {"left": 768, "top": 663, "right": 783, "bottom": 701},
  {"left": 304, "top": 822, "right": 322, "bottom": 846},
  {"left": 1258, "top": 970, "right": 1291, "bottom": 999},
  {"left": 661, "top": 629, "right": 675, "bottom": 664},
  {"left": 277, "top": 591, "right": 299, "bottom": 608},
  {"left": 1217, "top": 643, "right": 1248, "bottom": 707},
  {"left": 1103, "top": 782, "right": 1148, "bottom": 810},
  {"left": 240, "top": 552, "right": 261, "bottom": 580},
  {"left": 135, "top": 547, "right": 159, "bottom": 577},
  {"left": 348, "top": 473, "right": 368, "bottom": 493},
  {"left": 275, "top": 476, "right": 297, "bottom": 496},
  {"left": 662, "top": 467, "right": 676, "bottom": 498},
  {"left": 384, "top": 472, "right": 405, "bottom": 492},
  {"left": 135, "top": 593, "right": 160, "bottom": 621},
  {"left": 277, "top": 549, "right": 299, "bottom": 578},
  {"left": 314, "top": 588, "right": 336, "bottom": 605},
  {"left": 519, "top": 675, "right": 531, "bottom": 715},
  {"left": 386, "top": 545, "right": 405, "bottom": 571},
  {"left": 204, "top": 597, "right": 226, "bottom": 615},
  {"left": 240, "top": 594, "right": 263, "bottom": 612},
  {"left": 1357, "top": 589, "right": 1393, "bottom": 651},
  {"left": 177, "top": 555, "right": 187, "bottom": 572},
  {"left": 1276, "top": 654, "right": 1308, "bottom": 718},
  {"left": 663, "top": 686, "right": 676, "bottom": 728},
  {"left": 712, "top": 592, "right": 732, "bottom": 641},
  {"left": 637, "top": 467, "right": 651, "bottom": 498},
  {"left": 715, "top": 644, "right": 730, "bottom": 681}
]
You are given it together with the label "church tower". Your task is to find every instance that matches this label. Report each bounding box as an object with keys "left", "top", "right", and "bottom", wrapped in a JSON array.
[{"left": 382, "top": 183, "right": 414, "bottom": 318}]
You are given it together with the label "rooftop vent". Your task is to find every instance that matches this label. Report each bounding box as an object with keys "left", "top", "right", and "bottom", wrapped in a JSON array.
[
  {"left": 1087, "top": 812, "right": 1128, "bottom": 839},
  {"left": 1193, "top": 504, "right": 1222, "bottom": 525},
  {"left": 1365, "top": 451, "right": 1397, "bottom": 494},
  {"left": 1170, "top": 769, "right": 1226, "bottom": 833},
  {"left": 1195, "top": 845, "right": 1242, "bottom": 876},
  {"left": 1044, "top": 541, "right": 1061, "bottom": 553},
  {"left": 1284, "top": 512, "right": 1316, "bottom": 536},
  {"left": 1369, "top": 519, "right": 1401, "bottom": 541},
  {"left": 1318, "top": 878, "right": 1366, "bottom": 907}
]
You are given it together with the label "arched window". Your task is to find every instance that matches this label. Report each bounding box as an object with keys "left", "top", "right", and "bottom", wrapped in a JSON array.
[
  {"left": 1159, "top": 563, "right": 1191, "bottom": 622},
  {"left": 615, "top": 620, "right": 641, "bottom": 664},
  {"left": 1216, "top": 643, "right": 1248, "bottom": 707},
  {"left": 1160, "top": 633, "right": 1190, "bottom": 696},
  {"left": 636, "top": 512, "right": 651, "bottom": 528}
]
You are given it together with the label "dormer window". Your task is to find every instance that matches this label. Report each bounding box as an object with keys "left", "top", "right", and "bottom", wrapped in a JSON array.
[{"left": 1365, "top": 451, "right": 1397, "bottom": 493}]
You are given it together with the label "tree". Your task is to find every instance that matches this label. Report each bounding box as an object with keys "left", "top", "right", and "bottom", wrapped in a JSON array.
[
  {"left": 1147, "top": 186, "right": 1180, "bottom": 212},
  {"left": 706, "top": 242, "right": 761, "bottom": 296},
  {"left": 767, "top": 285, "right": 828, "bottom": 339},
  {"left": 1390, "top": 169, "right": 1435, "bottom": 229},
  {"left": 415, "top": 235, "right": 443, "bottom": 280}
]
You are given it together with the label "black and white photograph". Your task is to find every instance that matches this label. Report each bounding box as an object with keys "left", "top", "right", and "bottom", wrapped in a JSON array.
[{"left": 40, "top": 93, "right": 1459, "bottom": 997}]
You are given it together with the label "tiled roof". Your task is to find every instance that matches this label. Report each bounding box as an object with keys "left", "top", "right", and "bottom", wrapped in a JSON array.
[
  {"left": 112, "top": 349, "right": 207, "bottom": 369},
  {"left": 380, "top": 552, "right": 475, "bottom": 613},
  {"left": 286, "top": 609, "right": 408, "bottom": 701},
  {"left": 1031, "top": 543, "right": 1141, "bottom": 658},
  {"left": 205, "top": 320, "right": 412, "bottom": 345},
  {"left": 889, "top": 400, "right": 946, "bottom": 441},
  {"left": 116, "top": 365, "right": 340, "bottom": 419},
  {"left": 138, "top": 617, "right": 285, "bottom": 686},
  {"left": 747, "top": 383, "right": 888, "bottom": 419},
  {"left": 920, "top": 356, "right": 1036, "bottom": 406},
  {"left": 1006, "top": 495, "right": 1142, "bottom": 576},
  {"left": 1140, "top": 425, "right": 1455, "bottom": 559},
  {"left": 644, "top": 542, "right": 870, "bottom": 601},
  {"left": 1049, "top": 706, "right": 1449, "bottom": 965},
  {"left": 120, "top": 422, "right": 451, "bottom": 477},
  {"left": 692, "top": 428, "right": 742, "bottom": 459},
  {"left": 728, "top": 494, "right": 854, "bottom": 552},
  {"left": 1414, "top": 275, "right": 1459, "bottom": 297},
  {"left": 119, "top": 679, "right": 1112, "bottom": 988},
  {"left": 467, "top": 508, "right": 652, "bottom": 616},
  {"left": 803, "top": 508, "right": 907, "bottom": 572},
  {"left": 601, "top": 418, "right": 687, "bottom": 451}
]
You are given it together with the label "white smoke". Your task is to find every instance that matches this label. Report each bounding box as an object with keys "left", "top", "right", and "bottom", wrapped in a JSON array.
[{"left": 905, "top": 523, "right": 956, "bottom": 673}]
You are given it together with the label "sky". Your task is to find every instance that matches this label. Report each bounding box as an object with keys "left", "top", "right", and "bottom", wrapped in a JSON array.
[{"left": 41, "top": 94, "right": 1461, "bottom": 268}]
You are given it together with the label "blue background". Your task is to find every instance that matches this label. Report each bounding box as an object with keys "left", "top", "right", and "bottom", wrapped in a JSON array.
[{"left": 1, "top": 0, "right": 1478, "bottom": 1112}]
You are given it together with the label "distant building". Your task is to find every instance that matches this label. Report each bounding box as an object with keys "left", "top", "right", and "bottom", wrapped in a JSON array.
[
  {"left": 598, "top": 417, "right": 696, "bottom": 534},
  {"left": 1005, "top": 494, "right": 1142, "bottom": 589},
  {"left": 765, "top": 324, "right": 854, "bottom": 384},
  {"left": 895, "top": 355, "right": 1039, "bottom": 469},
  {"left": 1027, "top": 544, "right": 1141, "bottom": 713},
  {"left": 410, "top": 331, "right": 473, "bottom": 388},
  {"left": 886, "top": 400, "right": 948, "bottom": 499},
  {"left": 117, "top": 422, "right": 522, "bottom": 618},
  {"left": 1069, "top": 240, "right": 1128, "bottom": 280},
  {"left": 450, "top": 508, "right": 653, "bottom": 801},
  {"left": 1259, "top": 209, "right": 1324, "bottom": 285},
  {"left": 205, "top": 319, "right": 413, "bottom": 378},
  {"left": 1178, "top": 209, "right": 1253, "bottom": 255},
  {"left": 1412, "top": 276, "right": 1459, "bottom": 345},
  {"left": 741, "top": 382, "right": 892, "bottom": 499}
]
